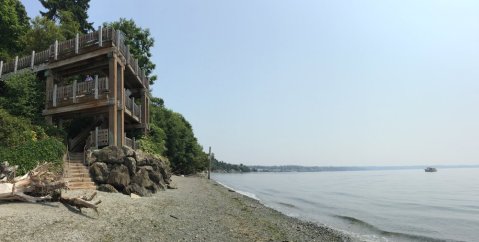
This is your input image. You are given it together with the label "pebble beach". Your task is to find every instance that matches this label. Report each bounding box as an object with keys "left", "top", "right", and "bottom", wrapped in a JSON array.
[{"left": 0, "top": 175, "right": 351, "bottom": 241}]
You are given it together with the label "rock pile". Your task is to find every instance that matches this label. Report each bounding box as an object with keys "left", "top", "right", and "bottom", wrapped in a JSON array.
[{"left": 88, "top": 146, "right": 171, "bottom": 196}]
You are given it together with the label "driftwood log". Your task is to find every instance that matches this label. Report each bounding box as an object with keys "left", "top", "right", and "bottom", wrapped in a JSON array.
[{"left": 0, "top": 162, "right": 100, "bottom": 213}]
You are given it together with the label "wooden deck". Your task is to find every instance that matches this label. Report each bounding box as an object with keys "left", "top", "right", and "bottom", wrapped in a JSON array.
[{"left": 0, "top": 27, "right": 149, "bottom": 90}]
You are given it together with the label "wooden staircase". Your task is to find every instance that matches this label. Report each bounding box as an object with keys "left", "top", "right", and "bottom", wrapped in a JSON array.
[{"left": 63, "top": 152, "right": 96, "bottom": 190}]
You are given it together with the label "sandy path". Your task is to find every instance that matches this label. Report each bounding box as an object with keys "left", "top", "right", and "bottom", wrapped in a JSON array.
[{"left": 0, "top": 176, "right": 351, "bottom": 241}]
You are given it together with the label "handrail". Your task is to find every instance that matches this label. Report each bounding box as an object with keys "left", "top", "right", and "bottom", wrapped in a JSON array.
[{"left": 64, "top": 144, "right": 70, "bottom": 179}]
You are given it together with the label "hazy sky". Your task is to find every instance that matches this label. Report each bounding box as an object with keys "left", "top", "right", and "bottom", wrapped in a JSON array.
[{"left": 22, "top": 0, "right": 479, "bottom": 166}]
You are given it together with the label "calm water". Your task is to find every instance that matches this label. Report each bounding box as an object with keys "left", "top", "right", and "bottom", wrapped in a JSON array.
[{"left": 213, "top": 169, "right": 479, "bottom": 242}]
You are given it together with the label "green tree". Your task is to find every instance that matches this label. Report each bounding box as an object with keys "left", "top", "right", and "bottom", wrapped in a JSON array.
[
  {"left": 0, "top": 71, "right": 44, "bottom": 122},
  {"left": 39, "top": 0, "right": 93, "bottom": 33},
  {"left": 104, "top": 18, "right": 157, "bottom": 84},
  {"left": 0, "top": 0, "right": 30, "bottom": 60},
  {"left": 22, "top": 16, "right": 64, "bottom": 53}
]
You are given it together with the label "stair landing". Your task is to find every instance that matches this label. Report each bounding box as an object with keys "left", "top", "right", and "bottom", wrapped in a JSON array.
[{"left": 64, "top": 152, "right": 96, "bottom": 190}]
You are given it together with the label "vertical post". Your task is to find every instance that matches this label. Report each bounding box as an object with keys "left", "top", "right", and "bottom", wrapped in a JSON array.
[
  {"left": 126, "top": 45, "right": 130, "bottom": 64},
  {"left": 0, "top": 60, "right": 3, "bottom": 78},
  {"left": 75, "top": 33, "right": 79, "bottom": 54},
  {"left": 14, "top": 56, "right": 18, "bottom": 73},
  {"left": 54, "top": 40, "right": 58, "bottom": 60},
  {"left": 72, "top": 80, "right": 77, "bottom": 103},
  {"left": 208, "top": 147, "right": 212, "bottom": 179},
  {"left": 108, "top": 55, "right": 118, "bottom": 146},
  {"left": 94, "top": 75, "right": 99, "bottom": 99},
  {"left": 105, "top": 76, "right": 109, "bottom": 91},
  {"left": 53, "top": 84, "right": 57, "bottom": 107},
  {"left": 98, "top": 26, "right": 103, "bottom": 47},
  {"left": 95, "top": 126, "right": 99, "bottom": 149},
  {"left": 31, "top": 51, "right": 35, "bottom": 69},
  {"left": 133, "top": 137, "right": 136, "bottom": 149},
  {"left": 116, "top": 29, "right": 121, "bottom": 48},
  {"left": 135, "top": 59, "right": 139, "bottom": 74},
  {"left": 132, "top": 97, "right": 135, "bottom": 114}
]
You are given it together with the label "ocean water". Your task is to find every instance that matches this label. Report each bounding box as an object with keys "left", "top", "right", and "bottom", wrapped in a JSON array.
[{"left": 212, "top": 168, "right": 479, "bottom": 242}]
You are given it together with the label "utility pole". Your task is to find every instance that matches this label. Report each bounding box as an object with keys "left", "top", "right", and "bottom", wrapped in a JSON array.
[{"left": 208, "top": 146, "right": 212, "bottom": 179}]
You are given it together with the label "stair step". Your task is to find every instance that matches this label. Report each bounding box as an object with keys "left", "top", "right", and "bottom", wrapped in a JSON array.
[
  {"left": 64, "top": 173, "right": 91, "bottom": 178},
  {"left": 65, "top": 177, "right": 93, "bottom": 182},
  {"left": 68, "top": 182, "right": 96, "bottom": 188},
  {"left": 68, "top": 186, "right": 96, "bottom": 190}
]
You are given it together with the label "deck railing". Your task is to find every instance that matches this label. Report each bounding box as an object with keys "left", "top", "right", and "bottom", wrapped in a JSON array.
[
  {"left": 124, "top": 90, "right": 142, "bottom": 121},
  {"left": 86, "top": 127, "right": 109, "bottom": 149},
  {"left": 0, "top": 27, "right": 149, "bottom": 88},
  {"left": 46, "top": 76, "right": 108, "bottom": 107},
  {"left": 124, "top": 135, "right": 138, "bottom": 149}
]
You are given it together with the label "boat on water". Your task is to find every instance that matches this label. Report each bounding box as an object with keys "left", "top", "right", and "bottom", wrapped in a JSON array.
[{"left": 425, "top": 167, "right": 437, "bottom": 172}]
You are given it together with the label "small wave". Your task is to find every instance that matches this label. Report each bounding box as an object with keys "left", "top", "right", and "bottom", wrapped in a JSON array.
[
  {"left": 334, "top": 215, "right": 452, "bottom": 242},
  {"left": 277, "top": 202, "right": 297, "bottom": 208},
  {"left": 214, "top": 181, "right": 260, "bottom": 201}
]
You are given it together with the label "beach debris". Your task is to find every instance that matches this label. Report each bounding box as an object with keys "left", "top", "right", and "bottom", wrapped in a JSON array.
[
  {"left": 0, "top": 162, "right": 66, "bottom": 202},
  {"left": 60, "top": 191, "right": 101, "bottom": 214},
  {"left": 130, "top": 193, "right": 141, "bottom": 199},
  {"left": 0, "top": 162, "right": 101, "bottom": 213},
  {"left": 169, "top": 215, "right": 179, "bottom": 219}
]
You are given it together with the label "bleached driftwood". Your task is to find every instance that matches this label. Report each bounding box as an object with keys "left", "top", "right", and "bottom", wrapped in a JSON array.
[
  {"left": 0, "top": 162, "right": 100, "bottom": 213},
  {"left": 60, "top": 191, "right": 102, "bottom": 214}
]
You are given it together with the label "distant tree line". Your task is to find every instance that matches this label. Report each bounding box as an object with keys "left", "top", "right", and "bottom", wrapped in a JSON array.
[{"left": 211, "top": 158, "right": 252, "bottom": 173}]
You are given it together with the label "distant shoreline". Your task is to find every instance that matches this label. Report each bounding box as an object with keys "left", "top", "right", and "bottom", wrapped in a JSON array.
[{"left": 215, "top": 165, "right": 479, "bottom": 173}]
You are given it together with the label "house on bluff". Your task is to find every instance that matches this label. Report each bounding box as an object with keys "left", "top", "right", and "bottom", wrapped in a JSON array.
[{"left": 0, "top": 27, "right": 151, "bottom": 189}]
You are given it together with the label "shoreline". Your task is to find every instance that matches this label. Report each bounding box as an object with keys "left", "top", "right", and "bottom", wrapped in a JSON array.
[{"left": 0, "top": 175, "right": 352, "bottom": 241}]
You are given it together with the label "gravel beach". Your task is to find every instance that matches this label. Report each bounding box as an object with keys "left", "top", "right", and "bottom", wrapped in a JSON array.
[{"left": 0, "top": 175, "right": 351, "bottom": 241}]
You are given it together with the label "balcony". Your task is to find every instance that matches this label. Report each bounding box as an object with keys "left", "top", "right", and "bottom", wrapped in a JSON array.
[{"left": 46, "top": 76, "right": 109, "bottom": 108}]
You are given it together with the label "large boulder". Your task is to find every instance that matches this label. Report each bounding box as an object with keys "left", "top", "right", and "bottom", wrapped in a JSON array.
[
  {"left": 93, "top": 146, "right": 125, "bottom": 164},
  {"left": 122, "top": 146, "right": 135, "bottom": 157},
  {"left": 107, "top": 164, "right": 130, "bottom": 190},
  {"left": 123, "top": 157, "right": 137, "bottom": 176},
  {"left": 97, "top": 184, "right": 118, "bottom": 193},
  {"left": 88, "top": 146, "right": 172, "bottom": 196},
  {"left": 89, "top": 162, "right": 109, "bottom": 184},
  {"left": 125, "top": 183, "right": 149, "bottom": 197}
]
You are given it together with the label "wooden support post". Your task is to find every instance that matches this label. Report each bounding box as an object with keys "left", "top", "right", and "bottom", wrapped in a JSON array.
[
  {"left": 75, "top": 33, "right": 79, "bottom": 54},
  {"left": 116, "top": 30, "right": 121, "bottom": 47},
  {"left": 135, "top": 59, "right": 139, "bottom": 74},
  {"left": 72, "top": 80, "right": 77, "bottom": 103},
  {"left": 108, "top": 55, "right": 118, "bottom": 146},
  {"left": 208, "top": 147, "right": 212, "bottom": 179},
  {"left": 105, "top": 76, "right": 109, "bottom": 91},
  {"left": 54, "top": 40, "right": 58, "bottom": 60},
  {"left": 118, "top": 65, "right": 125, "bottom": 146},
  {"left": 14, "top": 56, "right": 18, "bottom": 73},
  {"left": 132, "top": 97, "right": 135, "bottom": 114},
  {"left": 94, "top": 75, "right": 99, "bottom": 99},
  {"left": 126, "top": 45, "right": 130, "bottom": 64},
  {"left": 52, "top": 84, "right": 57, "bottom": 107},
  {"left": 30, "top": 51, "right": 35, "bottom": 69},
  {"left": 98, "top": 26, "right": 103, "bottom": 47},
  {"left": 95, "top": 127, "right": 99, "bottom": 149},
  {"left": 0, "top": 60, "right": 3, "bottom": 78},
  {"left": 45, "top": 72, "right": 53, "bottom": 109}
]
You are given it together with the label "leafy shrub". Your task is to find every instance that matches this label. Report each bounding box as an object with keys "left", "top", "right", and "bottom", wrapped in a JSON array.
[
  {"left": 0, "top": 108, "right": 35, "bottom": 147},
  {"left": 0, "top": 70, "right": 44, "bottom": 122},
  {"left": 0, "top": 138, "right": 65, "bottom": 175}
]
